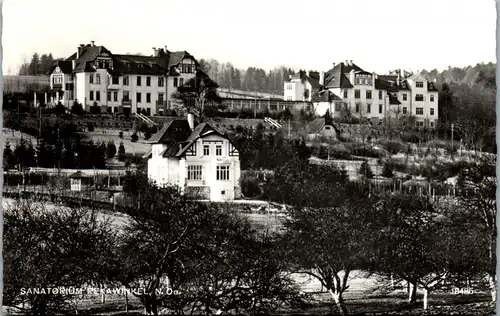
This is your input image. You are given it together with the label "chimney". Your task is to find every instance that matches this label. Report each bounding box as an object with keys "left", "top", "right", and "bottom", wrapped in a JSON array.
[
  {"left": 350, "top": 60, "right": 353, "bottom": 66},
  {"left": 345, "top": 60, "right": 348, "bottom": 66},
  {"left": 319, "top": 71, "right": 325, "bottom": 86},
  {"left": 90, "top": 40, "right": 95, "bottom": 47},
  {"left": 397, "top": 73, "right": 401, "bottom": 86},
  {"left": 72, "top": 60, "right": 76, "bottom": 70},
  {"left": 332, "top": 62, "right": 335, "bottom": 69},
  {"left": 350, "top": 69, "right": 355, "bottom": 85},
  {"left": 153, "top": 47, "right": 157, "bottom": 56},
  {"left": 164, "top": 45, "right": 168, "bottom": 52},
  {"left": 306, "top": 70, "right": 310, "bottom": 77},
  {"left": 187, "top": 113, "right": 195, "bottom": 130},
  {"left": 289, "top": 75, "right": 292, "bottom": 80},
  {"left": 77, "top": 44, "right": 84, "bottom": 58}
]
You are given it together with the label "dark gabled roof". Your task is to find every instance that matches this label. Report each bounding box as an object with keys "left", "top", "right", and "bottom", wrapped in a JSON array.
[
  {"left": 378, "top": 75, "right": 398, "bottom": 82},
  {"left": 70, "top": 45, "right": 114, "bottom": 73},
  {"left": 50, "top": 60, "right": 73, "bottom": 75},
  {"left": 290, "top": 70, "right": 322, "bottom": 89},
  {"left": 306, "top": 117, "right": 341, "bottom": 134},
  {"left": 175, "top": 123, "right": 226, "bottom": 157},
  {"left": 148, "top": 119, "right": 192, "bottom": 144},
  {"left": 66, "top": 44, "right": 198, "bottom": 76},
  {"left": 324, "top": 62, "right": 362, "bottom": 89},
  {"left": 311, "top": 90, "right": 342, "bottom": 103}
]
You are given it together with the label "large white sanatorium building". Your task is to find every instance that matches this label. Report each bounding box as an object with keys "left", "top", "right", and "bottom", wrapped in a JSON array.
[
  {"left": 48, "top": 41, "right": 198, "bottom": 116},
  {"left": 284, "top": 60, "right": 439, "bottom": 128}
]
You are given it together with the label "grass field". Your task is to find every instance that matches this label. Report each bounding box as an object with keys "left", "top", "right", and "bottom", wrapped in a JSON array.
[{"left": 80, "top": 129, "right": 150, "bottom": 155}]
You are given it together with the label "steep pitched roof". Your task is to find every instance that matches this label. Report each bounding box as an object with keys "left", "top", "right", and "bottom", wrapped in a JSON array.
[
  {"left": 49, "top": 60, "right": 73, "bottom": 74},
  {"left": 306, "top": 117, "right": 341, "bottom": 134},
  {"left": 147, "top": 119, "right": 192, "bottom": 144},
  {"left": 175, "top": 123, "right": 226, "bottom": 157},
  {"left": 70, "top": 45, "right": 113, "bottom": 73},
  {"left": 311, "top": 90, "right": 342, "bottom": 103},
  {"left": 324, "top": 62, "right": 361, "bottom": 89}
]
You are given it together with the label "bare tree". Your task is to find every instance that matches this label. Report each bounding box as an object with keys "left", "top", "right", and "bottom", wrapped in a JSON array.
[{"left": 171, "top": 70, "right": 223, "bottom": 122}]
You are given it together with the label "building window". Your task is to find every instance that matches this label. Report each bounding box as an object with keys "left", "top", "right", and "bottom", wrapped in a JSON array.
[
  {"left": 158, "top": 93, "right": 164, "bottom": 105},
  {"left": 415, "top": 94, "right": 424, "bottom": 102},
  {"left": 416, "top": 81, "right": 424, "bottom": 88},
  {"left": 343, "top": 90, "right": 348, "bottom": 98},
  {"left": 216, "top": 145, "right": 222, "bottom": 156},
  {"left": 89, "top": 91, "right": 94, "bottom": 101},
  {"left": 403, "top": 93, "right": 407, "bottom": 101},
  {"left": 216, "top": 165, "right": 230, "bottom": 181},
  {"left": 146, "top": 76, "right": 151, "bottom": 86},
  {"left": 136, "top": 92, "right": 142, "bottom": 103},
  {"left": 123, "top": 91, "right": 130, "bottom": 102},
  {"left": 107, "top": 91, "right": 111, "bottom": 101},
  {"left": 180, "top": 78, "right": 184, "bottom": 86},
  {"left": 174, "top": 78, "right": 178, "bottom": 87},
  {"left": 146, "top": 93, "right": 151, "bottom": 103},
  {"left": 430, "top": 121, "right": 435, "bottom": 128},
  {"left": 96, "top": 74, "right": 101, "bottom": 84},
  {"left": 146, "top": 108, "right": 151, "bottom": 116},
  {"left": 287, "top": 96, "right": 292, "bottom": 101},
  {"left": 112, "top": 76, "right": 119, "bottom": 85},
  {"left": 430, "top": 108, "right": 435, "bottom": 115},
  {"left": 430, "top": 95, "right": 435, "bottom": 102},
  {"left": 187, "top": 165, "right": 203, "bottom": 180},
  {"left": 335, "top": 102, "right": 341, "bottom": 111},
  {"left": 158, "top": 77, "right": 164, "bottom": 87},
  {"left": 123, "top": 76, "right": 129, "bottom": 85},
  {"left": 89, "top": 74, "right": 94, "bottom": 84},
  {"left": 378, "top": 90, "right": 383, "bottom": 100},
  {"left": 366, "top": 90, "right": 372, "bottom": 99},
  {"left": 416, "top": 107, "right": 424, "bottom": 115},
  {"left": 354, "top": 90, "right": 360, "bottom": 99},
  {"left": 287, "top": 83, "right": 293, "bottom": 90},
  {"left": 379, "top": 104, "right": 383, "bottom": 114},
  {"left": 96, "top": 91, "right": 100, "bottom": 101},
  {"left": 416, "top": 121, "right": 424, "bottom": 127},
  {"left": 367, "top": 104, "right": 371, "bottom": 113},
  {"left": 203, "top": 145, "right": 210, "bottom": 156},
  {"left": 403, "top": 107, "right": 407, "bottom": 114},
  {"left": 137, "top": 76, "right": 142, "bottom": 86},
  {"left": 355, "top": 103, "right": 360, "bottom": 113},
  {"left": 113, "top": 92, "right": 118, "bottom": 102}
]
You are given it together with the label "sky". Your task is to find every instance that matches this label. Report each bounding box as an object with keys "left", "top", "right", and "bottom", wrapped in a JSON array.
[{"left": 2, "top": 0, "right": 497, "bottom": 75}]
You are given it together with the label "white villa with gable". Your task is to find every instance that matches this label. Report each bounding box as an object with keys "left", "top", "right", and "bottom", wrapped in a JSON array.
[{"left": 146, "top": 114, "right": 241, "bottom": 201}]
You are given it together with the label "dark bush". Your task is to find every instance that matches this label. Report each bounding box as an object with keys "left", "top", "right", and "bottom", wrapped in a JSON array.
[{"left": 240, "top": 172, "right": 262, "bottom": 198}]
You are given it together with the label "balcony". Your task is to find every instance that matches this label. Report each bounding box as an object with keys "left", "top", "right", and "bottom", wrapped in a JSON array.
[{"left": 156, "top": 100, "right": 165, "bottom": 106}]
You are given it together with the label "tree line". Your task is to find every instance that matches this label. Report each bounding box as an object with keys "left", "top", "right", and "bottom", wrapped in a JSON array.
[{"left": 18, "top": 53, "right": 64, "bottom": 76}]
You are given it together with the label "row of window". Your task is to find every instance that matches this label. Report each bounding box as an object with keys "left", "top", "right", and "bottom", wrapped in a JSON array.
[
  {"left": 90, "top": 74, "right": 166, "bottom": 87},
  {"left": 203, "top": 145, "right": 223, "bottom": 156},
  {"left": 347, "top": 90, "right": 434, "bottom": 102},
  {"left": 348, "top": 103, "right": 436, "bottom": 116},
  {"left": 187, "top": 165, "right": 230, "bottom": 181},
  {"left": 354, "top": 75, "right": 373, "bottom": 86},
  {"left": 89, "top": 91, "right": 165, "bottom": 103}
]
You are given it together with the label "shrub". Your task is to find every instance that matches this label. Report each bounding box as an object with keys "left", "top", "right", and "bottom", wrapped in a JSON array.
[
  {"left": 106, "top": 141, "right": 117, "bottom": 159},
  {"left": 358, "top": 161, "right": 374, "bottom": 179},
  {"left": 87, "top": 122, "right": 95, "bottom": 132},
  {"left": 381, "top": 163, "right": 394, "bottom": 178},
  {"left": 382, "top": 140, "right": 405, "bottom": 155},
  {"left": 131, "top": 132, "right": 138, "bottom": 143},
  {"left": 119, "top": 131, "right": 124, "bottom": 139},
  {"left": 239, "top": 172, "right": 262, "bottom": 198},
  {"left": 118, "top": 142, "right": 126, "bottom": 161}
]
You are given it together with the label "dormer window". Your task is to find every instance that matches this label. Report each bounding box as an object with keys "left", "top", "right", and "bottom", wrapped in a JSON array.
[{"left": 416, "top": 81, "right": 424, "bottom": 88}]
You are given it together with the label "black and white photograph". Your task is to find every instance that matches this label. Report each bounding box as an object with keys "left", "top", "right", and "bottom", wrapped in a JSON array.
[{"left": 1, "top": 0, "right": 498, "bottom": 315}]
